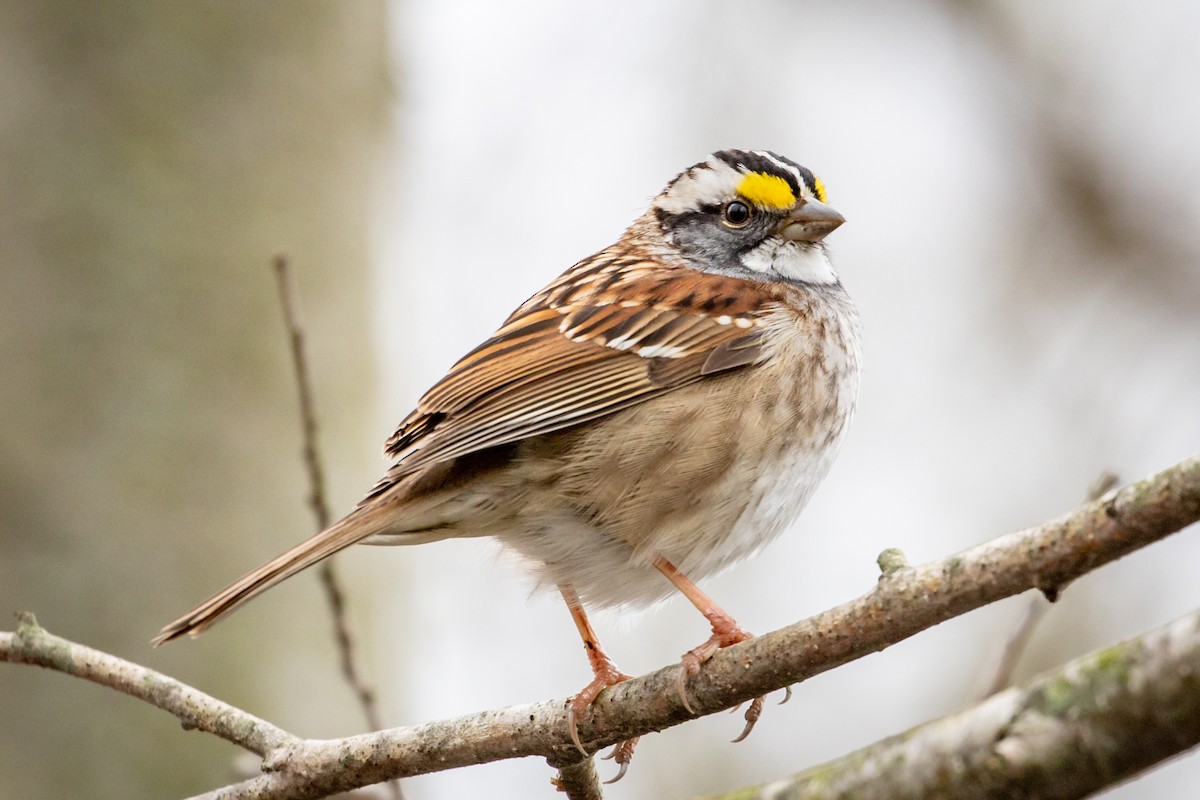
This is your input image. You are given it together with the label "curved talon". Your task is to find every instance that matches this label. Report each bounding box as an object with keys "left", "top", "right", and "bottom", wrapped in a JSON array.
[
  {"left": 601, "top": 738, "right": 638, "bottom": 783},
  {"left": 602, "top": 738, "right": 638, "bottom": 762},
  {"left": 604, "top": 760, "right": 631, "bottom": 785},
  {"left": 676, "top": 665, "right": 698, "bottom": 715},
  {"left": 676, "top": 644, "right": 710, "bottom": 715},
  {"left": 779, "top": 685, "right": 793, "bottom": 705},
  {"left": 566, "top": 704, "right": 588, "bottom": 757},
  {"left": 731, "top": 695, "right": 765, "bottom": 743},
  {"left": 564, "top": 655, "right": 632, "bottom": 757}
]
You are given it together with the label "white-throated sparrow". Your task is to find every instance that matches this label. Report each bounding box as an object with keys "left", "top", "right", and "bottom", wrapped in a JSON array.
[{"left": 156, "top": 149, "right": 862, "bottom": 776}]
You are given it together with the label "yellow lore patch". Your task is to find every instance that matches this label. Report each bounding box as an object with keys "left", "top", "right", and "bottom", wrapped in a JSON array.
[
  {"left": 736, "top": 172, "right": 796, "bottom": 210},
  {"left": 812, "top": 175, "right": 828, "bottom": 203}
]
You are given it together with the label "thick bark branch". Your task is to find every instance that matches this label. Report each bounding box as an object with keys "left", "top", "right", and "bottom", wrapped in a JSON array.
[
  {"left": 701, "top": 607, "right": 1200, "bottom": 800},
  {"left": 2, "top": 455, "right": 1198, "bottom": 800}
]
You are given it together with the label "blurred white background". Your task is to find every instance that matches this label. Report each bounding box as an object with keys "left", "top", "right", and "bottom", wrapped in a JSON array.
[{"left": 1, "top": 1, "right": 1197, "bottom": 798}]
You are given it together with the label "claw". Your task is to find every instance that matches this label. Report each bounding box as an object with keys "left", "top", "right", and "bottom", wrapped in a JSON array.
[
  {"left": 566, "top": 669, "right": 632, "bottom": 757},
  {"left": 676, "top": 661, "right": 699, "bottom": 715},
  {"left": 566, "top": 703, "right": 588, "bottom": 757},
  {"left": 779, "top": 685, "right": 793, "bottom": 705},
  {"left": 731, "top": 695, "right": 765, "bottom": 743},
  {"left": 566, "top": 666, "right": 632, "bottom": 757},
  {"left": 604, "top": 760, "right": 631, "bottom": 785},
  {"left": 600, "top": 739, "right": 636, "bottom": 761},
  {"left": 601, "top": 738, "right": 638, "bottom": 783}
]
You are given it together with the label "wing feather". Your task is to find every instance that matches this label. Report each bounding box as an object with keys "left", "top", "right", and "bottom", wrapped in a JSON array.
[{"left": 381, "top": 260, "right": 786, "bottom": 482}]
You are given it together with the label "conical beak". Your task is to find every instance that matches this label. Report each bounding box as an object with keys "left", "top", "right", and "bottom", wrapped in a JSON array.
[{"left": 779, "top": 199, "right": 845, "bottom": 243}]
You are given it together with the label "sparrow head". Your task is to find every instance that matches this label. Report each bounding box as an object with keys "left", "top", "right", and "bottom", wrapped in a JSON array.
[{"left": 648, "top": 149, "right": 844, "bottom": 285}]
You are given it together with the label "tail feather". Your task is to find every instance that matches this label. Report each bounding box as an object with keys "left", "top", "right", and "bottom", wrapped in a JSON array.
[{"left": 153, "top": 509, "right": 385, "bottom": 646}]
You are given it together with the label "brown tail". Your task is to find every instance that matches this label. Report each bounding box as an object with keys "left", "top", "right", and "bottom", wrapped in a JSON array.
[{"left": 153, "top": 507, "right": 388, "bottom": 646}]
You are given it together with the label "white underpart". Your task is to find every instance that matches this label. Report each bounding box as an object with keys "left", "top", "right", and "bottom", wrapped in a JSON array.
[{"left": 740, "top": 238, "right": 838, "bottom": 285}]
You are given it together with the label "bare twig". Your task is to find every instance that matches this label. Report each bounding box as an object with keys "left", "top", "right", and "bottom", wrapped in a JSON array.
[
  {"left": 272, "top": 256, "right": 334, "bottom": 531},
  {"left": 0, "top": 612, "right": 296, "bottom": 757},
  {"left": 272, "top": 256, "right": 399, "bottom": 799},
  {"left": 980, "top": 470, "right": 1121, "bottom": 697},
  {"left": 980, "top": 593, "right": 1050, "bottom": 698},
  {"left": 700, "top": 606, "right": 1200, "bottom": 800},
  {"left": 4, "top": 456, "right": 1198, "bottom": 799}
]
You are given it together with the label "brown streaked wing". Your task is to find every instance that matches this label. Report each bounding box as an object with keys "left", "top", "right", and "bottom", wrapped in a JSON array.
[{"left": 382, "top": 266, "right": 784, "bottom": 478}]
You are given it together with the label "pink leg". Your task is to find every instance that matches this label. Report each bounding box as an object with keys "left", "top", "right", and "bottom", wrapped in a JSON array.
[
  {"left": 558, "top": 584, "right": 639, "bottom": 782},
  {"left": 652, "top": 557, "right": 768, "bottom": 742}
]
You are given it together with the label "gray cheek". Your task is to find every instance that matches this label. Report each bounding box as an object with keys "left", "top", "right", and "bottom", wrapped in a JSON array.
[{"left": 672, "top": 220, "right": 762, "bottom": 272}]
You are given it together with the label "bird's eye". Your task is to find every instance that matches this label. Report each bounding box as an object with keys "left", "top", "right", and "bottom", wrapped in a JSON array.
[{"left": 722, "top": 200, "right": 752, "bottom": 227}]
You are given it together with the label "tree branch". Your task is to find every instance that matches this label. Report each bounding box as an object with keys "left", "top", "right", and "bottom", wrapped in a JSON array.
[
  {"left": 701, "top": 606, "right": 1200, "bottom": 799},
  {"left": 0, "top": 612, "right": 295, "bottom": 757},
  {"left": 3, "top": 455, "right": 1198, "bottom": 799},
  {"left": 552, "top": 759, "right": 605, "bottom": 800}
]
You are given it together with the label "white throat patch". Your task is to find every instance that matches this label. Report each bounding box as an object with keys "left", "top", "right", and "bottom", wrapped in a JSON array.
[{"left": 740, "top": 240, "right": 838, "bottom": 285}]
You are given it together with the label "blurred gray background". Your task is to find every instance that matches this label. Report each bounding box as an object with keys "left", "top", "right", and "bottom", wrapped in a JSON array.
[{"left": 2, "top": 2, "right": 1198, "bottom": 798}]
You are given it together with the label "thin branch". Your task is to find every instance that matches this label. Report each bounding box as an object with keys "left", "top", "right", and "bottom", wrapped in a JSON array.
[
  {"left": 701, "top": 606, "right": 1200, "bottom": 800},
  {"left": 0, "top": 612, "right": 296, "bottom": 757},
  {"left": 272, "top": 255, "right": 389, "bottom": 741},
  {"left": 980, "top": 592, "right": 1049, "bottom": 697},
  {"left": 272, "top": 255, "right": 334, "bottom": 531},
  {"left": 979, "top": 469, "right": 1121, "bottom": 697},
  {"left": 181, "top": 454, "right": 1198, "bottom": 799}
]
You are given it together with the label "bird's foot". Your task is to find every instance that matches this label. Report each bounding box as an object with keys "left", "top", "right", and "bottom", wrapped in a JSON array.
[
  {"left": 675, "top": 607, "right": 775, "bottom": 740},
  {"left": 565, "top": 649, "right": 639, "bottom": 782},
  {"left": 676, "top": 608, "right": 753, "bottom": 714}
]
